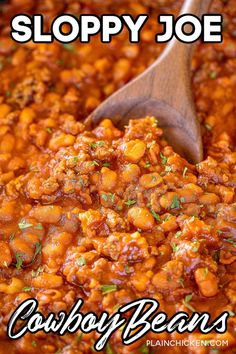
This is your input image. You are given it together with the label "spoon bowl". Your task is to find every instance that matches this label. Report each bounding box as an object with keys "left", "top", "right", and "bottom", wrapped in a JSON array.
[{"left": 86, "top": 0, "right": 212, "bottom": 164}]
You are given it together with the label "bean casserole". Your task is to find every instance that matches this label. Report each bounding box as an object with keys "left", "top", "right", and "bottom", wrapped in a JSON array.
[{"left": 0, "top": 0, "right": 236, "bottom": 353}]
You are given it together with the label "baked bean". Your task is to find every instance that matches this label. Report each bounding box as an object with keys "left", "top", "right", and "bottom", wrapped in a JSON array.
[
  {"left": 19, "top": 107, "right": 36, "bottom": 124},
  {"left": 32, "top": 273, "right": 63, "bottom": 289},
  {"left": 122, "top": 164, "right": 140, "bottom": 182},
  {"left": 139, "top": 173, "right": 163, "bottom": 189},
  {"left": 128, "top": 207, "right": 154, "bottom": 230},
  {"left": 194, "top": 268, "right": 218, "bottom": 297},
  {"left": 29, "top": 205, "right": 62, "bottom": 224},
  {"left": 100, "top": 167, "right": 117, "bottom": 191},
  {"left": 0, "top": 104, "right": 11, "bottom": 119},
  {"left": 124, "top": 140, "right": 146, "bottom": 163},
  {"left": 0, "top": 242, "right": 12, "bottom": 267}
]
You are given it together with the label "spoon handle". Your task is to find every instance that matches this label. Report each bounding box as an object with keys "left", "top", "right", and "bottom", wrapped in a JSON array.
[
  {"left": 148, "top": 0, "right": 213, "bottom": 107},
  {"left": 181, "top": 0, "right": 213, "bottom": 16}
]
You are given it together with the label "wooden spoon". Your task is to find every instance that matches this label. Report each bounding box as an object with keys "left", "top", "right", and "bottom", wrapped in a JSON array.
[{"left": 86, "top": 0, "right": 212, "bottom": 163}]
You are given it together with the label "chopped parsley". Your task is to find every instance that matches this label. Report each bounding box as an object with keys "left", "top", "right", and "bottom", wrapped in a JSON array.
[
  {"left": 76, "top": 333, "right": 83, "bottom": 343},
  {"left": 32, "top": 243, "right": 42, "bottom": 263},
  {"left": 29, "top": 165, "right": 39, "bottom": 172},
  {"left": 172, "top": 243, "right": 179, "bottom": 252},
  {"left": 56, "top": 59, "right": 65, "bottom": 66},
  {"left": 22, "top": 287, "right": 32, "bottom": 292},
  {"left": 125, "top": 265, "right": 131, "bottom": 274},
  {"left": 178, "top": 277, "right": 185, "bottom": 287},
  {"left": 192, "top": 241, "right": 200, "bottom": 253},
  {"left": 165, "top": 166, "right": 172, "bottom": 172},
  {"left": 101, "top": 193, "right": 115, "bottom": 203},
  {"left": 63, "top": 43, "right": 75, "bottom": 51},
  {"left": 164, "top": 215, "right": 171, "bottom": 222},
  {"left": 124, "top": 199, "right": 136, "bottom": 207},
  {"left": 34, "top": 223, "right": 43, "bottom": 230},
  {"left": 76, "top": 256, "right": 86, "bottom": 267},
  {"left": 204, "top": 267, "right": 209, "bottom": 277},
  {"left": 170, "top": 195, "right": 181, "bottom": 209},
  {"left": 204, "top": 123, "right": 212, "bottom": 131},
  {"left": 225, "top": 238, "right": 236, "bottom": 248},
  {"left": 144, "top": 161, "right": 151, "bottom": 168},
  {"left": 15, "top": 253, "right": 24, "bottom": 269},
  {"left": 31, "top": 341, "right": 37, "bottom": 347},
  {"left": 150, "top": 209, "right": 161, "bottom": 221},
  {"left": 160, "top": 152, "right": 167, "bottom": 165},
  {"left": 209, "top": 71, "right": 218, "bottom": 79},
  {"left": 9, "top": 233, "right": 15, "bottom": 241},
  {"left": 103, "top": 162, "right": 110, "bottom": 167},
  {"left": 46, "top": 127, "right": 52, "bottom": 134},
  {"left": 183, "top": 167, "right": 188, "bottom": 177},
  {"left": 175, "top": 231, "right": 182, "bottom": 238},
  {"left": 182, "top": 293, "right": 196, "bottom": 312},
  {"left": 106, "top": 343, "right": 114, "bottom": 354},
  {"left": 139, "top": 343, "right": 149, "bottom": 354},
  {"left": 18, "top": 220, "right": 33, "bottom": 230},
  {"left": 189, "top": 216, "right": 197, "bottom": 223},
  {"left": 32, "top": 266, "right": 44, "bottom": 278},
  {"left": 90, "top": 141, "right": 105, "bottom": 149},
  {"left": 100, "top": 284, "right": 117, "bottom": 295},
  {"left": 90, "top": 160, "right": 99, "bottom": 166}
]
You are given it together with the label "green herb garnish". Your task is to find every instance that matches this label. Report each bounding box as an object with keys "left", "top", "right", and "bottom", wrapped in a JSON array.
[
  {"left": 204, "top": 123, "right": 212, "bottom": 131},
  {"left": 172, "top": 243, "right": 179, "bottom": 252},
  {"left": 100, "top": 284, "right": 117, "bottom": 295},
  {"left": 103, "top": 162, "right": 110, "bottom": 167},
  {"left": 56, "top": 59, "right": 65, "bottom": 66},
  {"left": 63, "top": 43, "right": 75, "bottom": 51},
  {"left": 160, "top": 152, "right": 167, "bottom": 165},
  {"left": 182, "top": 293, "right": 195, "bottom": 312},
  {"left": 101, "top": 193, "right": 115, "bottom": 203},
  {"left": 9, "top": 233, "right": 15, "bottom": 241},
  {"left": 204, "top": 267, "right": 209, "bottom": 277},
  {"left": 31, "top": 266, "right": 44, "bottom": 278},
  {"left": 76, "top": 256, "right": 86, "bottom": 267},
  {"left": 32, "top": 243, "right": 42, "bottom": 263},
  {"left": 106, "top": 343, "right": 114, "bottom": 354},
  {"left": 18, "top": 220, "right": 33, "bottom": 230},
  {"left": 183, "top": 167, "right": 188, "bottom": 177},
  {"left": 90, "top": 141, "right": 105, "bottom": 149},
  {"left": 225, "top": 239, "right": 236, "bottom": 248},
  {"left": 124, "top": 199, "right": 136, "bottom": 207},
  {"left": 150, "top": 209, "right": 161, "bottom": 221},
  {"left": 90, "top": 160, "right": 99, "bottom": 166},
  {"left": 209, "top": 71, "right": 218, "bottom": 79},
  {"left": 23, "top": 287, "right": 32, "bottom": 292},
  {"left": 34, "top": 224, "right": 43, "bottom": 230},
  {"left": 165, "top": 166, "right": 172, "bottom": 172},
  {"left": 144, "top": 161, "right": 151, "bottom": 168},
  {"left": 175, "top": 231, "right": 182, "bottom": 238},
  {"left": 170, "top": 195, "right": 181, "bottom": 209},
  {"left": 15, "top": 253, "right": 24, "bottom": 269},
  {"left": 139, "top": 343, "right": 149, "bottom": 354},
  {"left": 76, "top": 333, "right": 83, "bottom": 343}
]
